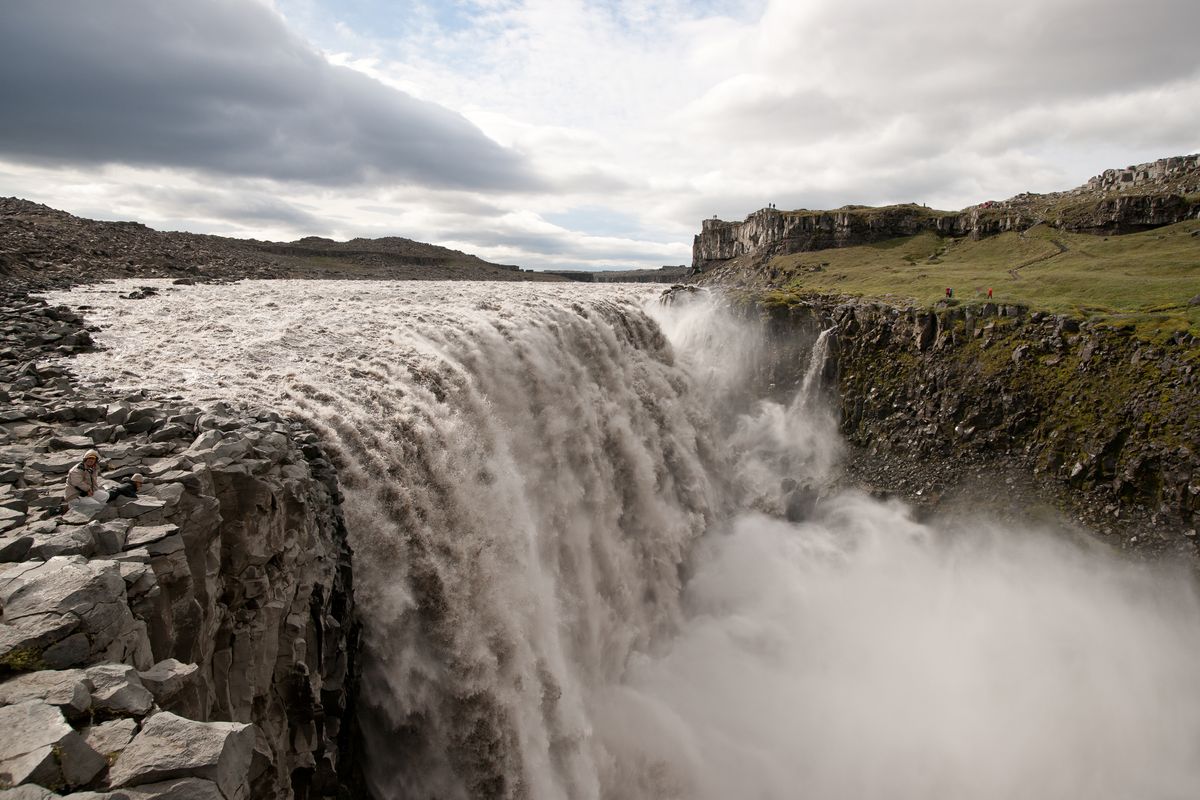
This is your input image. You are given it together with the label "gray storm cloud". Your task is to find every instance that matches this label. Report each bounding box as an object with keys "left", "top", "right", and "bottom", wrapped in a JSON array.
[{"left": 0, "top": 0, "right": 539, "bottom": 191}]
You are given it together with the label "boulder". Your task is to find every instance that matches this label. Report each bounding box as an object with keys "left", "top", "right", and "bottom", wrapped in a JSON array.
[
  {"left": 0, "top": 536, "right": 34, "bottom": 564},
  {"left": 0, "top": 669, "right": 91, "bottom": 717},
  {"left": 28, "top": 527, "right": 97, "bottom": 560},
  {"left": 26, "top": 455, "right": 78, "bottom": 476},
  {"left": 0, "top": 557, "right": 149, "bottom": 669},
  {"left": 85, "top": 665, "right": 154, "bottom": 717},
  {"left": 105, "top": 713, "right": 256, "bottom": 800},
  {"left": 137, "top": 661, "right": 198, "bottom": 708},
  {"left": 0, "top": 700, "right": 105, "bottom": 790},
  {"left": 86, "top": 521, "right": 132, "bottom": 556},
  {"left": 81, "top": 718, "right": 139, "bottom": 761}
]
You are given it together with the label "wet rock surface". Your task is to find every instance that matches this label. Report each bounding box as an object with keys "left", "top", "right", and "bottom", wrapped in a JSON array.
[
  {"left": 0, "top": 292, "right": 360, "bottom": 798},
  {"left": 766, "top": 299, "right": 1200, "bottom": 558}
]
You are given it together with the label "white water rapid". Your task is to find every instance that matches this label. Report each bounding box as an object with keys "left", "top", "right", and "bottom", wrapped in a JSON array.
[{"left": 50, "top": 280, "right": 1200, "bottom": 800}]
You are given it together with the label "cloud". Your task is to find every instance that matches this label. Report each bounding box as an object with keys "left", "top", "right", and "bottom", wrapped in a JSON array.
[
  {"left": 0, "top": 0, "right": 539, "bottom": 191},
  {"left": 3, "top": 0, "right": 1198, "bottom": 271}
]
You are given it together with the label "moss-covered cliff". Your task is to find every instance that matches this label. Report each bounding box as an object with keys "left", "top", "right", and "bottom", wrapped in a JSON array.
[{"left": 759, "top": 295, "right": 1199, "bottom": 555}]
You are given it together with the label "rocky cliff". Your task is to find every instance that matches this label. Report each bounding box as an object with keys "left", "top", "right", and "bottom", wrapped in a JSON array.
[
  {"left": 693, "top": 155, "right": 1200, "bottom": 272},
  {"left": 755, "top": 296, "right": 1199, "bottom": 555},
  {"left": 0, "top": 292, "right": 361, "bottom": 798}
]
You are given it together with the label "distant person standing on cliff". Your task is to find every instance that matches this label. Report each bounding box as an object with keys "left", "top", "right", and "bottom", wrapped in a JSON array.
[
  {"left": 64, "top": 449, "right": 109, "bottom": 513},
  {"left": 988, "top": 287, "right": 993, "bottom": 299}
]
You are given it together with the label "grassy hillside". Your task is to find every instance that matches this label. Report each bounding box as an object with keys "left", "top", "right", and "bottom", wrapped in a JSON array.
[{"left": 764, "top": 219, "right": 1200, "bottom": 340}]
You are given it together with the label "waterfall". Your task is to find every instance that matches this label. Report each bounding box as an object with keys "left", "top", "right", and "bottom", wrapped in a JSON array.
[{"left": 50, "top": 279, "right": 1200, "bottom": 800}]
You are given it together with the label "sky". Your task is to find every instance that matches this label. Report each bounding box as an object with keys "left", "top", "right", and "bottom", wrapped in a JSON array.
[{"left": 1, "top": 0, "right": 1197, "bottom": 271}]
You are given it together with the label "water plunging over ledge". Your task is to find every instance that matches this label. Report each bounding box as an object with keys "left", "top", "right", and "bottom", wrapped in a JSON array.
[{"left": 49, "top": 280, "right": 1200, "bottom": 800}]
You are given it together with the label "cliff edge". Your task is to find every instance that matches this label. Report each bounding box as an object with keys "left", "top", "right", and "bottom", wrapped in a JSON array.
[{"left": 0, "top": 291, "right": 361, "bottom": 798}]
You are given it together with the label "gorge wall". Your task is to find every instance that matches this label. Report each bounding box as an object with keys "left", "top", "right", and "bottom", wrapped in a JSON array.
[
  {"left": 753, "top": 297, "right": 1199, "bottom": 556},
  {"left": 0, "top": 291, "right": 360, "bottom": 799}
]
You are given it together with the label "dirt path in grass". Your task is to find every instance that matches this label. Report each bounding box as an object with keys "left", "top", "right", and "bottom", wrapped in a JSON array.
[{"left": 1008, "top": 236, "right": 1069, "bottom": 280}]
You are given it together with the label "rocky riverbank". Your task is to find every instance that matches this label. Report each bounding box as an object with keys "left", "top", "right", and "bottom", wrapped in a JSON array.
[
  {"left": 755, "top": 295, "right": 1199, "bottom": 558},
  {"left": 0, "top": 290, "right": 360, "bottom": 798}
]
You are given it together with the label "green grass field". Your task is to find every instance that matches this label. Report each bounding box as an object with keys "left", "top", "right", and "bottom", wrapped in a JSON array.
[{"left": 766, "top": 219, "right": 1200, "bottom": 340}]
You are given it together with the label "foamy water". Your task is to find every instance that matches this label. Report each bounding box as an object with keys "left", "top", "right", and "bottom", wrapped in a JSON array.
[{"left": 49, "top": 280, "right": 1200, "bottom": 800}]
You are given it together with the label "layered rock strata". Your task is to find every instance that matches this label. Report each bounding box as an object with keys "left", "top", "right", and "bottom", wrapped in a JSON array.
[
  {"left": 693, "top": 155, "right": 1200, "bottom": 272},
  {"left": 0, "top": 292, "right": 359, "bottom": 799}
]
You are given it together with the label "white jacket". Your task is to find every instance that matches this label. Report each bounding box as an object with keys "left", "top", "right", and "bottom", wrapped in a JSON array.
[{"left": 64, "top": 462, "right": 99, "bottom": 501}]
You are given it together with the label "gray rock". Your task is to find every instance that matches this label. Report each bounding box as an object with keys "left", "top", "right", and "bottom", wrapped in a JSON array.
[
  {"left": 0, "top": 557, "right": 148, "bottom": 669},
  {"left": 0, "top": 535, "right": 33, "bottom": 563},
  {"left": 183, "top": 432, "right": 222, "bottom": 454},
  {"left": 47, "top": 436, "right": 95, "bottom": 451},
  {"left": 105, "top": 404, "right": 131, "bottom": 427},
  {"left": 137, "top": 661, "right": 199, "bottom": 707},
  {"left": 85, "top": 664, "right": 154, "bottom": 717},
  {"left": 91, "top": 777, "right": 224, "bottom": 799},
  {"left": 116, "top": 499, "right": 165, "bottom": 520},
  {"left": 29, "top": 526, "right": 97, "bottom": 560},
  {"left": 148, "top": 426, "right": 190, "bottom": 444},
  {"left": 26, "top": 455, "right": 80, "bottom": 475},
  {"left": 0, "top": 611, "right": 79, "bottom": 672},
  {"left": 81, "top": 718, "right": 139, "bottom": 761},
  {"left": 121, "top": 419, "right": 155, "bottom": 436},
  {"left": 0, "top": 669, "right": 91, "bottom": 716},
  {"left": 0, "top": 785, "right": 59, "bottom": 799},
  {"left": 105, "top": 713, "right": 256, "bottom": 800},
  {"left": 123, "top": 526, "right": 179, "bottom": 550},
  {"left": 0, "top": 700, "right": 105, "bottom": 789},
  {"left": 87, "top": 521, "right": 132, "bottom": 556}
]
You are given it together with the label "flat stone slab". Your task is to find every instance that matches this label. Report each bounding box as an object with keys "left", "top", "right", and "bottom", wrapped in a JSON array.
[
  {"left": 105, "top": 712, "right": 255, "bottom": 800},
  {"left": 117, "top": 499, "right": 166, "bottom": 519},
  {"left": 123, "top": 525, "right": 179, "bottom": 550},
  {"left": 26, "top": 454, "right": 81, "bottom": 475},
  {"left": 0, "top": 669, "right": 91, "bottom": 716}
]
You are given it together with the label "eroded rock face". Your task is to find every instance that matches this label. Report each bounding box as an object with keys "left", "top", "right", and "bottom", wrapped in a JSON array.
[
  {"left": 760, "top": 299, "right": 1200, "bottom": 554},
  {"left": 0, "top": 293, "right": 360, "bottom": 799},
  {"left": 691, "top": 156, "right": 1200, "bottom": 273}
]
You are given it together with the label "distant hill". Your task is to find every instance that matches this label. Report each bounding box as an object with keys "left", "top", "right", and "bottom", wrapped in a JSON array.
[
  {"left": 0, "top": 198, "right": 562, "bottom": 288},
  {"left": 542, "top": 265, "right": 690, "bottom": 284}
]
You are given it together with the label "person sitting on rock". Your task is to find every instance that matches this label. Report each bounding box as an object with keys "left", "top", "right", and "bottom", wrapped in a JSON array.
[
  {"left": 107, "top": 473, "right": 144, "bottom": 502},
  {"left": 64, "top": 448, "right": 110, "bottom": 513}
]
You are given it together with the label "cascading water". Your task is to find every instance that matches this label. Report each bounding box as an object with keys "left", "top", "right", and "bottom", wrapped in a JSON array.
[{"left": 49, "top": 280, "right": 1200, "bottom": 800}]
